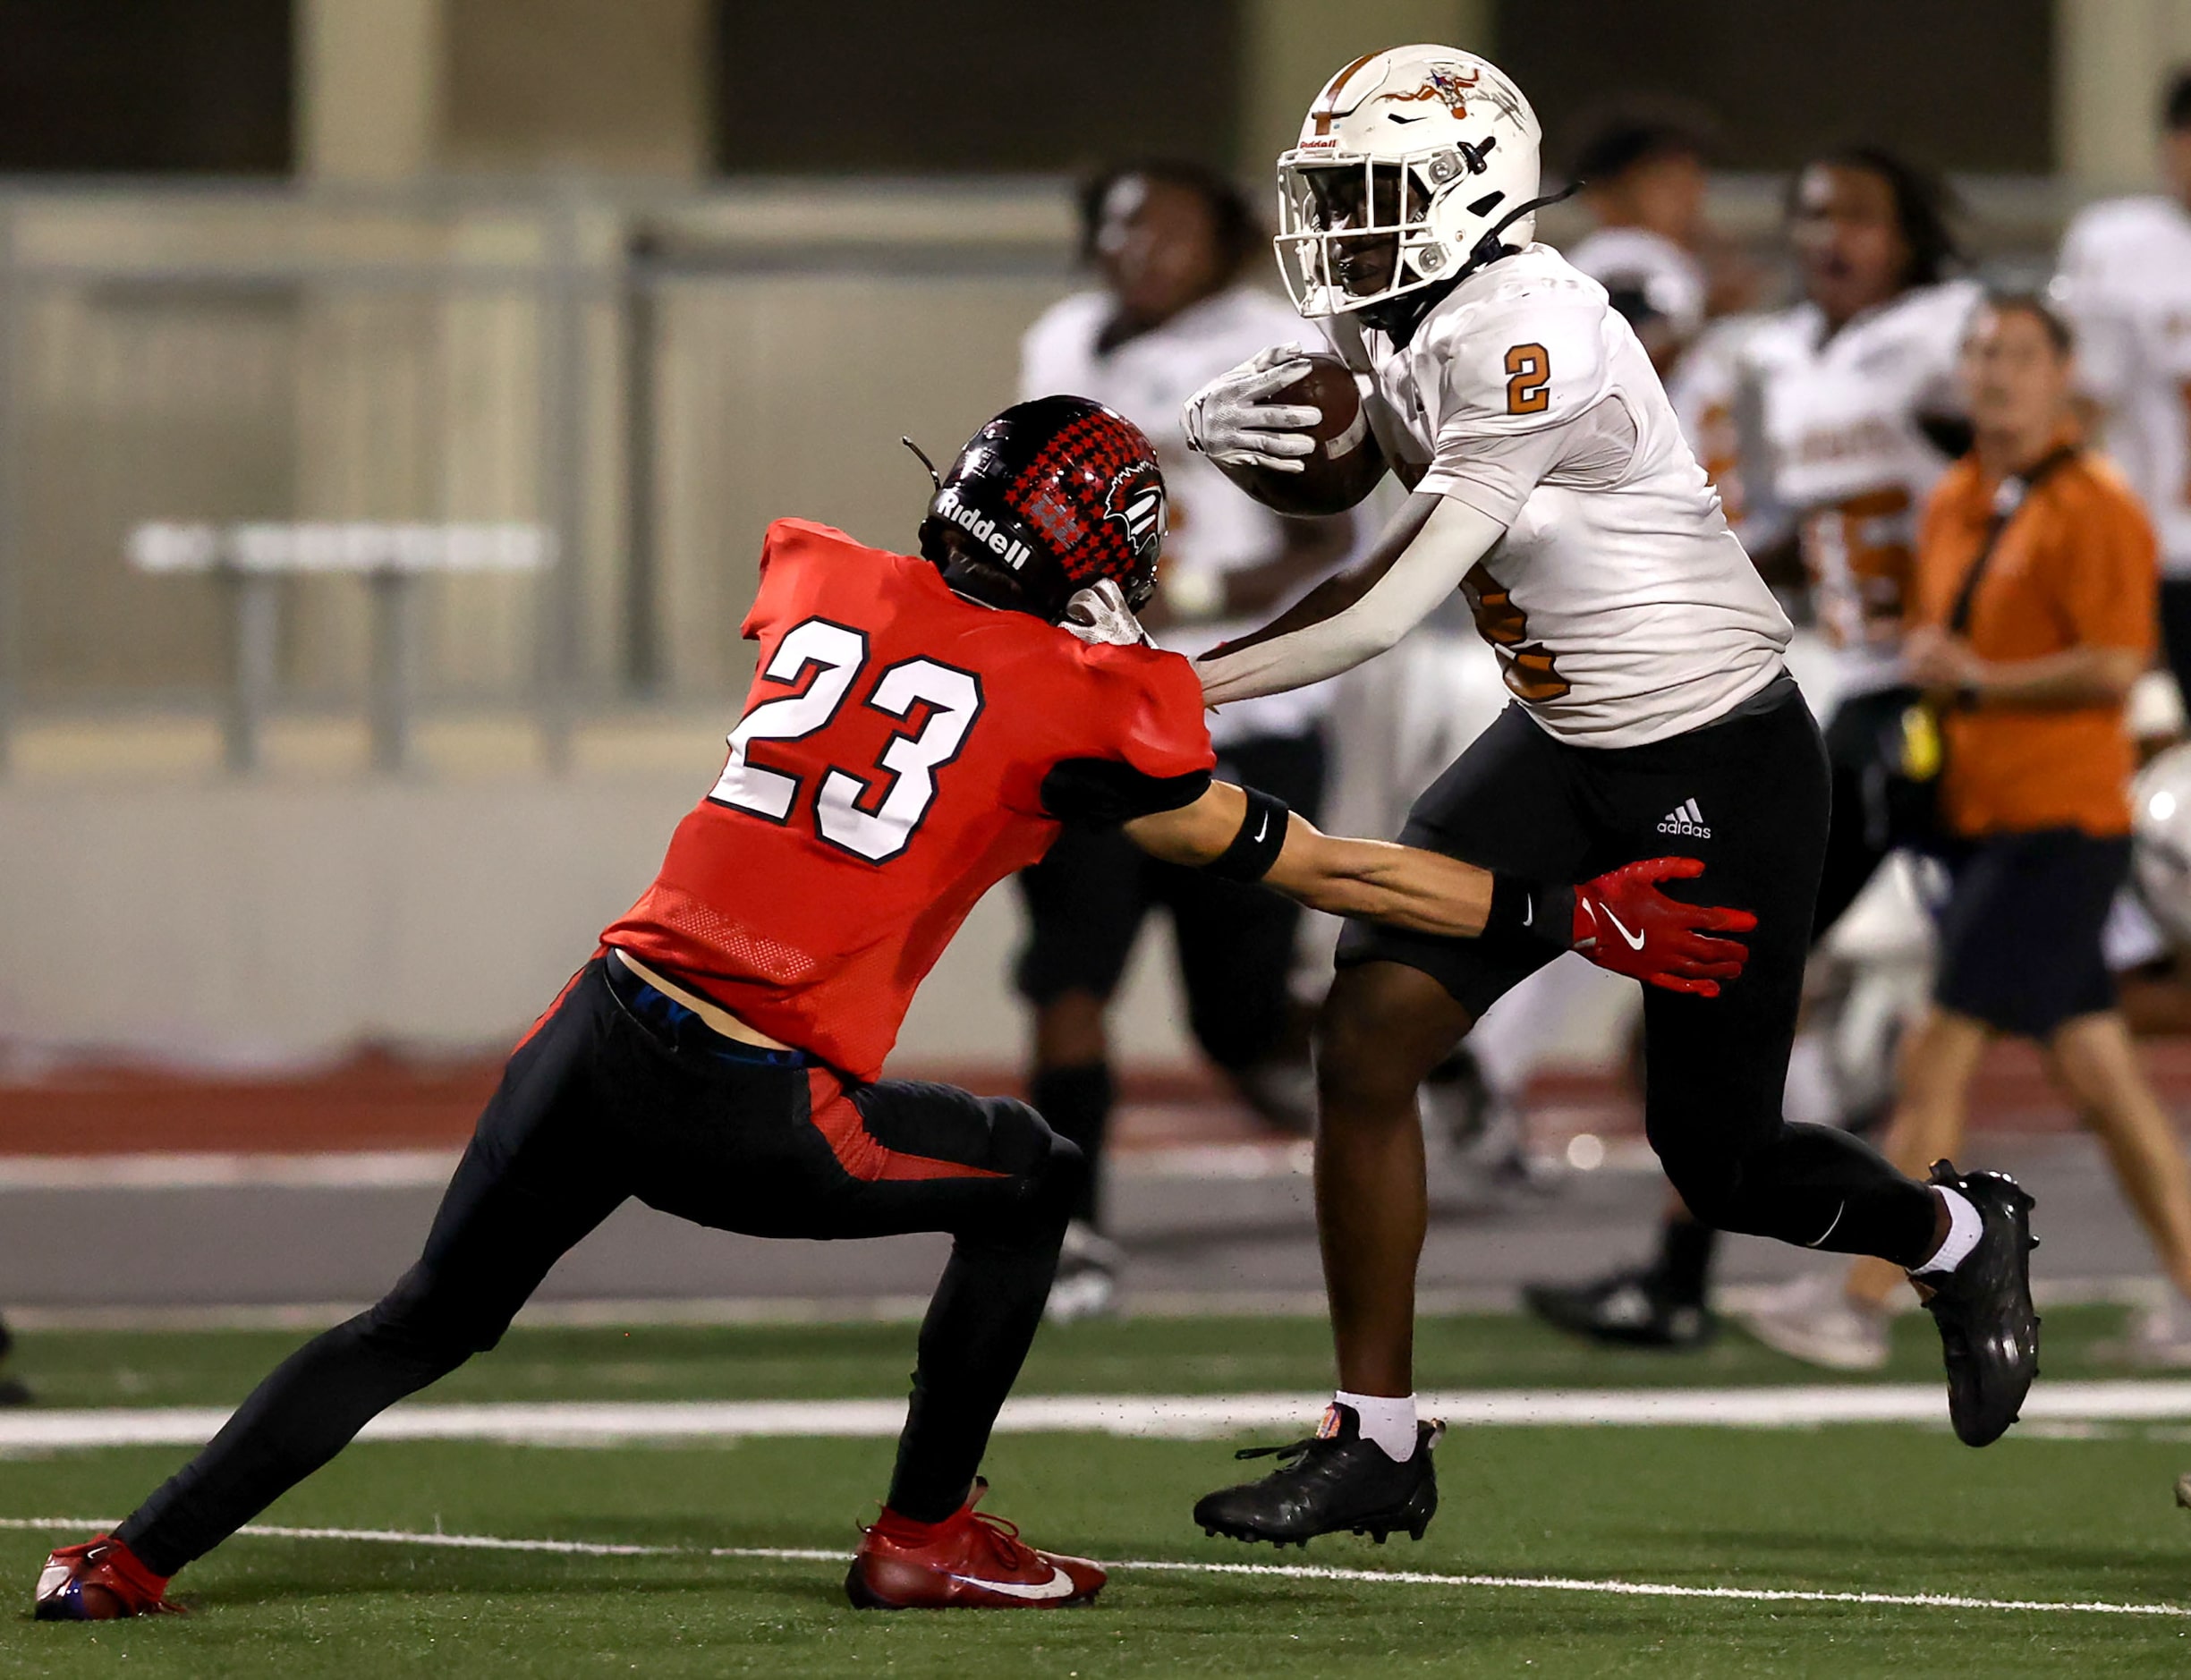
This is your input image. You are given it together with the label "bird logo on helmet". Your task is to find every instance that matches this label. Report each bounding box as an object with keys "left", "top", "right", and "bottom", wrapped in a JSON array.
[
  {"left": 916, "top": 396, "right": 1165, "bottom": 624},
  {"left": 1277, "top": 44, "right": 1546, "bottom": 318}
]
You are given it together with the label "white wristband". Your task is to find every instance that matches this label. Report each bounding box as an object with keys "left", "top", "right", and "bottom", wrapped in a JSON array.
[{"left": 1160, "top": 564, "right": 1226, "bottom": 621}]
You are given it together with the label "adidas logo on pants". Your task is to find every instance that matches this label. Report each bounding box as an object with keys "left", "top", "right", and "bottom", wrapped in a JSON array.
[{"left": 1657, "top": 799, "right": 1711, "bottom": 839}]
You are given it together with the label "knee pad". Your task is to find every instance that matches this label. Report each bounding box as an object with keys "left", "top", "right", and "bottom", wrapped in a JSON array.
[{"left": 982, "top": 1097, "right": 1082, "bottom": 1237}]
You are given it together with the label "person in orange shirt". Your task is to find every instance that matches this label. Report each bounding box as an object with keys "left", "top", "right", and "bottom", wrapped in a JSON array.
[{"left": 1746, "top": 293, "right": 2191, "bottom": 1370}]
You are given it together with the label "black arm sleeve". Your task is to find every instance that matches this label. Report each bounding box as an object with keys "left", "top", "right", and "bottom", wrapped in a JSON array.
[{"left": 1039, "top": 759, "right": 1214, "bottom": 827}]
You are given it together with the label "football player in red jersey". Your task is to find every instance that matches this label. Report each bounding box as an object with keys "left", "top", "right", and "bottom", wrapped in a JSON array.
[{"left": 34, "top": 397, "right": 1752, "bottom": 1621}]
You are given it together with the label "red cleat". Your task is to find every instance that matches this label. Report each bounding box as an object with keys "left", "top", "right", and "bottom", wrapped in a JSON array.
[
  {"left": 845, "top": 1481, "right": 1106, "bottom": 1609},
  {"left": 32, "top": 1535, "right": 178, "bottom": 1621}
]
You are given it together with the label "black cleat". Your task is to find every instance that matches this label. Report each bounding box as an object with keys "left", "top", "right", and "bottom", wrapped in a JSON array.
[
  {"left": 1523, "top": 1269, "right": 1717, "bottom": 1350},
  {"left": 1193, "top": 1404, "right": 1440, "bottom": 1548},
  {"left": 1916, "top": 1160, "right": 2040, "bottom": 1447}
]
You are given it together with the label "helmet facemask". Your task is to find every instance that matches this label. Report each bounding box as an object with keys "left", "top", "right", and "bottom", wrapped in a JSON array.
[{"left": 1277, "top": 143, "right": 1505, "bottom": 316}]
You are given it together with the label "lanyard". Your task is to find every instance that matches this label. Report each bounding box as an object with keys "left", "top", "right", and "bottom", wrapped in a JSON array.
[{"left": 1945, "top": 445, "right": 2079, "bottom": 637}]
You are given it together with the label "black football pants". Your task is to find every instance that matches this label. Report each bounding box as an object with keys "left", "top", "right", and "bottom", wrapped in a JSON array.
[
  {"left": 118, "top": 956, "right": 1081, "bottom": 1576},
  {"left": 1337, "top": 683, "right": 1939, "bottom": 1266}
]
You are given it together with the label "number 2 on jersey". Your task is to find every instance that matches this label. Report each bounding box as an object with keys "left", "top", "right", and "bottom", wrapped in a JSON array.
[
  {"left": 709, "top": 617, "right": 983, "bottom": 863},
  {"left": 1504, "top": 343, "right": 1550, "bottom": 415}
]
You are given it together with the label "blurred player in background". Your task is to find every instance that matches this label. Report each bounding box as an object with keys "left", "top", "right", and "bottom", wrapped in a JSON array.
[
  {"left": 0, "top": 1315, "right": 27, "bottom": 1406},
  {"left": 1015, "top": 161, "right": 1354, "bottom": 1318},
  {"left": 1533, "top": 147, "right": 1980, "bottom": 1349},
  {"left": 2053, "top": 69, "right": 2191, "bottom": 693},
  {"left": 1179, "top": 46, "right": 2036, "bottom": 1551},
  {"left": 1746, "top": 295, "right": 2191, "bottom": 1370},
  {"left": 1561, "top": 109, "right": 1712, "bottom": 375}
]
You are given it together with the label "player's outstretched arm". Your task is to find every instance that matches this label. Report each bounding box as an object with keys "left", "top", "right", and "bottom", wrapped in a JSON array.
[
  {"left": 1124, "top": 787, "right": 1760, "bottom": 995},
  {"left": 1124, "top": 780, "right": 1489, "bottom": 935},
  {"left": 1193, "top": 494, "right": 1505, "bottom": 706}
]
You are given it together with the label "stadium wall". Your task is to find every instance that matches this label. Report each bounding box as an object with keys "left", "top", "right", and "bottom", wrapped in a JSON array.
[{"left": 0, "top": 762, "right": 1198, "bottom": 1073}]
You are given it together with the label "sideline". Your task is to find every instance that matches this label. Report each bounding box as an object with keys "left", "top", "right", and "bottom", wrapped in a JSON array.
[
  {"left": 9, "top": 1379, "right": 2191, "bottom": 1449},
  {"left": 1, "top": 1516, "right": 2184, "bottom": 1620}
]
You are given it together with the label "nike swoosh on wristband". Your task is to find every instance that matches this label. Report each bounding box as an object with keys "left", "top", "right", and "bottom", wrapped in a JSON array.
[
  {"left": 1598, "top": 904, "right": 1647, "bottom": 951},
  {"left": 1252, "top": 813, "right": 1270, "bottom": 844},
  {"left": 947, "top": 1565, "right": 1077, "bottom": 1600}
]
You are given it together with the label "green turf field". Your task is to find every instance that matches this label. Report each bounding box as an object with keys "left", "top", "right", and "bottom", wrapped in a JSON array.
[{"left": 4, "top": 1309, "right": 2190, "bottom": 1676}]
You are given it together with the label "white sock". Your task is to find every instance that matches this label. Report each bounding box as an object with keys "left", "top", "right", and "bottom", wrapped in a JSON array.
[
  {"left": 1333, "top": 1390, "right": 1417, "bottom": 1462},
  {"left": 1912, "top": 1186, "right": 1983, "bottom": 1277}
]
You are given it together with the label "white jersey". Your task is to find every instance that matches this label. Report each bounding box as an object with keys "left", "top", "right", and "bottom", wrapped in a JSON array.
[
  {"left": 1663, "top": 312, "right": 1771, "bottom": 539},
  {"left": 1561, "top": 225, "right": 1708, "bottom": 345},
  {"left": 1019, "top": 284, "right": 1339, "bottom": 745},
  {"left": 2055, "top": 196, "right": 2191, "bottom": 575},
  {"left": 1737, "top": 280, "right": 1982, "bottom": 696},
  {"left": 1325, "top": 243, "right": 1790, "bottom": 750}
]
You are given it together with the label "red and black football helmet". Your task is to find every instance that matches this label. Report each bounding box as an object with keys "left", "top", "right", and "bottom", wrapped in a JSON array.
[{"left": 916, "top": 395, "right": 1166, "bottom": 623}]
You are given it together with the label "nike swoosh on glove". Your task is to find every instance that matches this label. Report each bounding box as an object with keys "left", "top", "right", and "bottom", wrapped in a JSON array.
[
  {"left": 1572, "top": 856, "right": 1756, "bottom": 997},
  {"left": 1182, "top": 344, "right": 1324, "bottom": 472}
]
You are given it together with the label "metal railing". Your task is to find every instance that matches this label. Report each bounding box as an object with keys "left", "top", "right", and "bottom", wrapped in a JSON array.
[
  {"left": 0, "top": 178, "right": 1080, "bottom": 773},
  {"left": 0, "top": 173, "right": 2082, "bottom": 776}
]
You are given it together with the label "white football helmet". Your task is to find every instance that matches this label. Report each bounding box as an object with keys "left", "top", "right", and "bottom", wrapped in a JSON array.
[
  {"left": 1275, "top": 45, "right": 1542, "bottom": 318},
  {"left": 2135, "top": 743, "right": 2191, "bottom": 946}
]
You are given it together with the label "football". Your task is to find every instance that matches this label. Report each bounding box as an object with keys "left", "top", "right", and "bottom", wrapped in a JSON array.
[{"left": 1214, "top": 351, "right": 1388, "bottom": 517}]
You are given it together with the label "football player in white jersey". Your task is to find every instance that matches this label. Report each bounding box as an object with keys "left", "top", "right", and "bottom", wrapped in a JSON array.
[
  {"left": 1537, "top": 148, "right": 1982, "bottom": 1351},
  {"left": 1177, "top": 46, "right": 2038, "bottom": 1549},
  {"left": 1013, "top": 161, "right": 1354, "bottom": 1319},
  {"left": 2054, "top": 70, "right": 2191, "bottom": 685}
]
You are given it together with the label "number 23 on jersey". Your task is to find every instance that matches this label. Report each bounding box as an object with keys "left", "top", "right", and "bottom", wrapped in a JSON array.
[{"left": 709, "top": 616, "right": 984, "bottom": 864}]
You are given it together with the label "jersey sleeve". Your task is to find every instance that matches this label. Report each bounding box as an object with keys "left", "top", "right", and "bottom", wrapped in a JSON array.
[
  {"left": 1415, "top": 292, "right": 1616, "bottom": 523},
  {"left": 740, "top": 521, "right": 799, "bottom": 641},
  {"left": 1038, "top": 645, "right": 1217, "bottom": 825},
  {"left": 2051, "top": 227, "right": 2139, "bottom": 408},
  {"left": 2056, "top": 476, "right": 2158, "bottom": 657}
]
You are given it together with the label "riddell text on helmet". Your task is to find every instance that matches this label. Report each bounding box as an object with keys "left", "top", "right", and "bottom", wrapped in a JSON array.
[{"left": 934, "top": 488, "right": 1033, "bottom": 571}]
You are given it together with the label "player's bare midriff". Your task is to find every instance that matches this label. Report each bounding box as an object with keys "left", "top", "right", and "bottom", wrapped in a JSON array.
[{"left": 605, "top": 949, "right": 797, "bottom": 1052}]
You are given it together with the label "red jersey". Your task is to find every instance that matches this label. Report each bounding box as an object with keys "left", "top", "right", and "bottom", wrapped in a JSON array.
[{"left": 602, "top": 519, "right": 1214, "bottom": 1081}]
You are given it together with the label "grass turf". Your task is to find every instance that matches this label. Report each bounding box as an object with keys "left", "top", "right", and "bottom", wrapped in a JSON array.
[
  {"left": 3, "top": 1311, "right": 2190, "bottom": 1676},
  {"left": 1, "top": 1302, "right": 2160, "bottom": 1411}
]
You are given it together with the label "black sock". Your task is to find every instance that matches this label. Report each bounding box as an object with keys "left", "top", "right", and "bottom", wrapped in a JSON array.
[
  {"left": 1029, "top": 1063, "right": 1113, "bottom": 1227},
  {"left": 1650, "top": 1217, "right": 1720, "bottom": 1306}
]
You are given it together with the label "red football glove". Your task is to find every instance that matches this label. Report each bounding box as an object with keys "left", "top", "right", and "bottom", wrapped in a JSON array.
[{"left": 1572, "top": 857, "right": 1757, "bottom": 997}]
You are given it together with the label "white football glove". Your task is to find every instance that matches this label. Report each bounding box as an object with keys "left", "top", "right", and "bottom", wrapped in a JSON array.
[
  {"left": 1059, "top": 579, "right": 1152, "bottom": 648},
  {"left": 1181, "top": 344, "right": 1323, "bottom": 474}
]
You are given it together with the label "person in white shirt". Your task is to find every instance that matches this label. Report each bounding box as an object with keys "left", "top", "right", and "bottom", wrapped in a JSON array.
[
  {"left": 1013, "top": 161, "right": 1354, "bottom": 1319},
  {"left": 2053, "top": 68, "right": 2191, "bottom": 688},
  {"left": 1176, "top": 47, "right": 2037, "bottom": 1553},
  {"left": 1537, "top": 147, "right": 1982, "bottom": 1353},
  {"left": 1561, "top": 111, "right": 1713, "bottom": 374}
]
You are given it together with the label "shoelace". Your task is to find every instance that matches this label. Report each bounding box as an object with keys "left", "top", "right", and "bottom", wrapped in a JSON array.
[
  {"left": 1231, "top": 1435, "right": 1323, "bottom": 1464},
  {"left": 963, "top": 1508, "right": 1039, "bottom": 1574}
]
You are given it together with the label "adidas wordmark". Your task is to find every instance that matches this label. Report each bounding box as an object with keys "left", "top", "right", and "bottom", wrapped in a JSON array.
[{"left": 1657, "top": 798, "right": 1711, "bottom": 839}]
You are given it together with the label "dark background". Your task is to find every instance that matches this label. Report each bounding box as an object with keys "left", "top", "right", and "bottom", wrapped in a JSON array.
[
  {"left": 710, "top": 0, "right": 1242, "bottom": 174},
  {"left": 0, "top": 0, "right": 2059, "bottom": 178},
  {"left": 0, "top": 0, "right": 293, "bottom": 173},
  {"left": 1498, "top": 0, "right": 2054, "bottom": 174}
]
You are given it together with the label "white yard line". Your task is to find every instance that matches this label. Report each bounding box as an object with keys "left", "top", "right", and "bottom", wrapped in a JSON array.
[
  {"left": 12, "top": 1379, "right": 2191, "bottom": 1451},
  {"left": 0, "top": 1516, "right": 2183, "bottom": 1619}
]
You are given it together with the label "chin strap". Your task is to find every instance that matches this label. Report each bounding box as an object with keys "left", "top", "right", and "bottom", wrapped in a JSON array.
[
  {"left": 901, "top": 435, "right": 943, "bottom": 490},
  {"left": 1455, "top": 179, "right": 1587, "bottom": 284}
]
